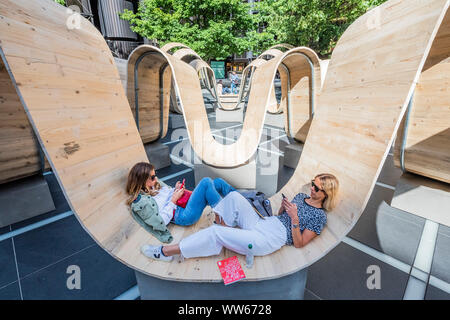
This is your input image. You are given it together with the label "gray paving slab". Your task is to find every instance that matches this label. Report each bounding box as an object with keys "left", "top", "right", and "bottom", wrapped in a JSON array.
[
  {"left": 282, "top": 142, "right": 303, "bottom": 169},
  {"left": 304, "top": 288, "right": 321, "bottom": 300},
  {"left": 430, "top": 224, "right": 450, "bottom": 284},
  {"left": 168, "top": 113, "right": 185, "bottom": 129},
  {"left": 277, "top": 164, "right": 295, "bottom": 193},
  {"left": 306, "top": 242, "right": 409, "bottom": 299},
  {"left": 136, "top": 268, "right": 307, "bottom": 300},
  {"left": 144, "top": 141, "right": 171, "bottom": 170},
  {"left": 347, "top": 185, "right": 395, "bottom": 252},
  {"left": 377, "top": 154, "right": 402, "bottom": 187},
  {"left": 256, "top": 149, "right": 281, "bottom": 197},
  {"left": 11, "top": 173, "right": 70, "bottom": 230},
  {"left": 375, "top": 202, "right": 424, "bottom": 265},
  {"left": 20, "top": 245, "right": 135, "bottom": 300},
  {"left": 0, "top": 239, "right": 17, "bottom": 288},
  {"left": 0, "top": 175, "right": 55, "bottom": 228},
  {"left": 14, "top": 215, "right": 95, "bottom": 278},
  {"left": 0, "top": 281, "right": 21, "bottom": 300},
  {"left": 425, "top": 284, "right": 450, "bottom": 300},
  {"left": 156, "top": 162, "right": 192, "bottom": 179}
]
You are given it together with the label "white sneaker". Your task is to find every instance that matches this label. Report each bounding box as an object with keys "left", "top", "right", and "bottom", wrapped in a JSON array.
[{"left": 141, "top": 245, "right": 173, "bottom": 262}]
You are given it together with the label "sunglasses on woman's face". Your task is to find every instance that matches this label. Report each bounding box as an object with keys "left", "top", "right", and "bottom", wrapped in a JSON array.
[
  {"left": 150, "top": 174, "right": 156, "bottom": 181},
  {"left": 311, "top": 180, "right": 325, "bottom": 194}
]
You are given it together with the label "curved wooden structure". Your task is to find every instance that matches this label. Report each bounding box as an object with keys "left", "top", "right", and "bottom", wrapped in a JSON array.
[
  {"left": 393, "top": 54, "right": 450, "bottom": 184},
  {"left": 1, "top": 0, "right": 448, "bottom": 283},
  {"left": 0, "top": 59, "right": 50, "bottom": 184},
  {"left": 129, "top": 44, "right": 324, "bottom": 166},
  {"left": 161, "top": 42, "right": 321, "bottom": 118},
  {"left": 269, "top": 43, "right": 294, "bottom": 51}
]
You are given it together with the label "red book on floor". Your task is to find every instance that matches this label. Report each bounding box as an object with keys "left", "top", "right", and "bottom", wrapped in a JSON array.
[{"left": 217, "top": 256, "right": 246, "bottom": 285}]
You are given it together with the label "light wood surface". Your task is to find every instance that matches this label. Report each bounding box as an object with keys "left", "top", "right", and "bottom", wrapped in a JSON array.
[
  {"left": 126, "top": 48, "right": 170, "bottom": 143},
  {"left": 0, "top": 59, "right": 50, "bottom": 183},
  {"left": 135, "top": 43, "right": 324, "bottom": 151},
  {"left": 1, "top": 0, "right": 448, "bottom": 283},
  {"left": 393, "top": 25, "right": 450, "bottom": 184},
  {"left": 269, "top": 44, "right": 294, "bottom": 51}
]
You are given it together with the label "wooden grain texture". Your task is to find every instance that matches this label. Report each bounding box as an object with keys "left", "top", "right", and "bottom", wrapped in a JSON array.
[
  {"left": 126, "top": 50, "right": 170, "bottom": 143},
  {"left": 0, "top": 47, "right": 50, "bottom": 184},
  {"left": 135, "top": 43, "right": 324, "bottom": 152},
  {"left": 1, "top": 0, "right": 448, "bottom": 283},
  {"left": 393, "top": 10, "right": 450, "bottom": 183}
]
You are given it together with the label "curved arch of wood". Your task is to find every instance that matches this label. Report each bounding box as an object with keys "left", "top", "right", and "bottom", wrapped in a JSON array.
[
  {"left": 154, "top": 42, "right": 322, "bottom": 126},
  {"left": 269, "top": 43, "right": 294, "bottom": 51},
  {"left": 171, "top": 48, "right": 201, "bottom": 63},
  {"left": 1, "top": 0, "right": 448, "bottom": 282},
  {"left": 128, "top": 44, "right": 323, "bottom": 167},
  {"left": 160, "top": 42, "right": 189, "bottom": 53},
  {"left": 126, "top": 49, "right": 171, "bottom": 144},
  {"left": 393, "top": 16, "right": 450, "bottom": 184},
  {"left": 161, "top": 43, "right": 250, "bottom": 111},
  {"left": 257, "top": 48, "right": 283, "bottom": 59}
]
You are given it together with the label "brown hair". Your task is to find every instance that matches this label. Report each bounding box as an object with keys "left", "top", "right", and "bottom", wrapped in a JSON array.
[
  {"left": 315, "top": 173, "right": 339, "bottom": 211},
  {"left": 125, "top": 162, "right": 161, "bottom": 205}
]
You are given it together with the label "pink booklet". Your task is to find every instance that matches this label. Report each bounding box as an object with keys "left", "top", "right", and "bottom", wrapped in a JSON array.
[{"left": 217, "top": 256, "right": 246, "bottom": 285}]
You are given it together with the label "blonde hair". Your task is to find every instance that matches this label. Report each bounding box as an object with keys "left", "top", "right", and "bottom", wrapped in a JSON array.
[
  {"left": 315, "top": 173, "right": 339, "bottom": 211},
  {"left": 125, "top": 162, "right": 161, "bottom": 205}
]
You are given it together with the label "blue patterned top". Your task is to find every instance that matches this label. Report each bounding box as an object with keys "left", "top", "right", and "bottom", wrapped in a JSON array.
[{"left": 276, "top": 193, "right": 327, "bottom": 245}]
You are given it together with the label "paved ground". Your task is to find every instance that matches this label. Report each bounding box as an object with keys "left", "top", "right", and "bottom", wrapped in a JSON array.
[{"left": 0, "top": 97, "right": 449, "bottom": 300}]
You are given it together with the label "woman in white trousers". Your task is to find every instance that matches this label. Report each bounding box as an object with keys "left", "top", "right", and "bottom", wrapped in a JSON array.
[{"left": 142, "top": 174, "right": 339, "bottom": 262}]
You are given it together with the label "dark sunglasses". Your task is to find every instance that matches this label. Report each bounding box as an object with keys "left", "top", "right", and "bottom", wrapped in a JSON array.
[
  {"left": 311, "top": 180, "right": 326, "bottom": 195},
  {"left": 150, "top": 174, "right": 156, "bottom": 181}
]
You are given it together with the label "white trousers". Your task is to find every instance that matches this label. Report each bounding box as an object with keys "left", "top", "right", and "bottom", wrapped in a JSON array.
[{"left": 179, "top": 191, "right": 287, "bottom": 258}]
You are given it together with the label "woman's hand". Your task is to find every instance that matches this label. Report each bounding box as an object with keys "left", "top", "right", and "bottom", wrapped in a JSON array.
[
  {"left": 171, "top": 187, "right": 185, "bottom": 204},
  {"left": 283, "top": 199, "right": 299, "bottom": 223},
  {"left": 175, "top": 179, "right": 185, "bottom": 190}
]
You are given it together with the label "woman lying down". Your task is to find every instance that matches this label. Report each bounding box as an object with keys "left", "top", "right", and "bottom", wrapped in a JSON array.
[{"left": 141, "top": 173, "right": 339, "bottom": 262}]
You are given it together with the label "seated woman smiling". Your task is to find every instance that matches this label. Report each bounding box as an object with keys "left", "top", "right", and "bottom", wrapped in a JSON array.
[{"left": 141, "top": 173, "right": 339, "bottom": 261}]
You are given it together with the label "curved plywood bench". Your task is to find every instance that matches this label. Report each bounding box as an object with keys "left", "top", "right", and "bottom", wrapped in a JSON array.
[
  {"left": 270, "top": 43, "right": 294, "bottom": 51},
  {"left": 393, "top": 50, "right": 450, "bottom": 184},
  {"left": 172, "top": 48, "right": 202, "bottom": 63},
  {"left": 1, "top": 0, "right": 448, "bottom": 284},
  {"left": 161, "top": 42, "right": 189, "bottom": 53},
  {"left": 0, "top": 59, "right": 50, "bottom": 184},
  {"left": 129, "top": 44, "right": 326, "bottom": 165},
  {"left": 162, "top": 42, "right": 325, "bottom": 133},
  {"left": 161, "top": 43, "right": 250, "bottom": 111},
  {"left": 126, "top": 49, "right": 171, "bottom": 144}
]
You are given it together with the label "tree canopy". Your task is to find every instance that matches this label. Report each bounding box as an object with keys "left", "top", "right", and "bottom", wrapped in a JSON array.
[
  {"left": 120, "top": 0, "right": 258, "bottom": 61},
  {"left": 255, "top": 0, "right": 387, "bottom": 58},
  {"left": 120, "top": 0, "right": 388, "bottom": 60}
]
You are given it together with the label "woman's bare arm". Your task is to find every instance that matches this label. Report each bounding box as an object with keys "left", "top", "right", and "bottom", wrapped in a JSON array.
[{"left": 283, "top": 199, "right": 317, "bottom": 248}]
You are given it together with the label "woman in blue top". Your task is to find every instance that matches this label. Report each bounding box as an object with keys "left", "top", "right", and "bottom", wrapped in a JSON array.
[
  {"left": 142, "top": 173, "right": 339, "bottom": 261},
  {"left": 126, "top": 162, "right": 237, "bottom": 227}
]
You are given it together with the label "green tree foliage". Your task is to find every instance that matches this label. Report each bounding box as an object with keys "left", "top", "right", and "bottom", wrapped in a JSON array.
[
  {"left": 53, "top": 0, "right": 66, "bottom": 5},
  {"left": 120, "top": 0, "right": 389, "bottom": 60},
  {"left": 255, "top": 0, "right": 388, "bottom": 58},
  {"left": 120, "top": 0, "right": 258, "bottom": 61}
]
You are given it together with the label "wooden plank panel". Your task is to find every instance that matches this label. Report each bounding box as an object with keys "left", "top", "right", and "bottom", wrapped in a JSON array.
[
  {"left": 1, "top": 0, "right": 447, "bottom": 283},
  {"left": 394, "top": 11, "right": 450, "bottom": 183}
]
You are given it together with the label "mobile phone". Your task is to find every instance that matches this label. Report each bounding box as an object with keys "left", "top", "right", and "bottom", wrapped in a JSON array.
[{"left": 281, "top": 193, "right": 286, "bottom": 199}]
